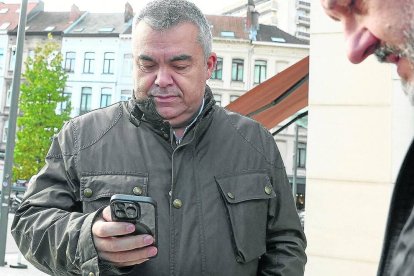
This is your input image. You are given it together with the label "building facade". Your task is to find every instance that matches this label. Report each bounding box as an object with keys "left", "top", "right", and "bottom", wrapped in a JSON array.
[{"left": 222, "top": 0, "right": 311, "bottom": 41}]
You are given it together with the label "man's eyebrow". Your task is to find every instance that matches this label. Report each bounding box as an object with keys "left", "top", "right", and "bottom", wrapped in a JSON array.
[
  {"left": 170, "top": 54, "right": 192, "bottom": 62},
  {"left": 138, "top": 54, "right": 154, "bottom": 62}
]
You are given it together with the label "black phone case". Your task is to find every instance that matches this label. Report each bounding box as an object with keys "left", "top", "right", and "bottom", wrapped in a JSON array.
[{"left": 110, "top": 194, "right": 158, "bottom": 247}]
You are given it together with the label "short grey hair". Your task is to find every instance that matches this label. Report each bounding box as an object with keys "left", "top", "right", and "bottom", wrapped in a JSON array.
[{"left": 133, "top": 0, "right": 212, "bottom": 60}]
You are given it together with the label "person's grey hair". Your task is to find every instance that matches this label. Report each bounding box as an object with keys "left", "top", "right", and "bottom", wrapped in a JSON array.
[{"left": 133, "top": 0, "right": 212, "bottom": 60}]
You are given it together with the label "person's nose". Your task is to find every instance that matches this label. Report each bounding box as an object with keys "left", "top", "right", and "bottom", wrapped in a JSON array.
[
  {"left": 344, "top": 23, "right": 379, "bottom": 64},
  {"left": 155, "top": 67, "right": 173, "bottom": 87}
]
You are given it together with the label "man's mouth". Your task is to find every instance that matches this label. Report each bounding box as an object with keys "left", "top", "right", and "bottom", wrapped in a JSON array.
[
  {"left": 374, "top": 43, "right": 405, "bottom": 64},
  {"left": 153, "top": 95, "right": 178, "bottom": 104}
]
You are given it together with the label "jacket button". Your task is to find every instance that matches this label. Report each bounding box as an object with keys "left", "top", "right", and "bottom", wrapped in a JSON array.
[
  {"left": 264, "top": 185, "right": 273, "bottom": 195},
  {"left": 133, "top": 186, "right": 143, "bottom": 196},
  {"left": 227, "top": 192, "right": 235, "bottom": 200},
  {"left": 88, "top": 272, "right": 95, "bottom": 276},
  {"left": 83, "top": 188, "right": 93, "bottom": 198},
  {"left": 173, "top": 199, "right": 182, "bottom": 209}
]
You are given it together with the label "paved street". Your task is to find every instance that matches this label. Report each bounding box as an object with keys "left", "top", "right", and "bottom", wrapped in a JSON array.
[{"left": 0, "top": 214, "right": 47, "bottom": 276}]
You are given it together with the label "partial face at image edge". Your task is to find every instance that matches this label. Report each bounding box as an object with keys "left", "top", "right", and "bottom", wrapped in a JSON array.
[{"left": 321, "top": 0, "right": 414, "bottom": 104}]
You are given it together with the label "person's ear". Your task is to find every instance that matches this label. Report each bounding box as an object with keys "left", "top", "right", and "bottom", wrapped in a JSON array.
[{"left": 206, "top": 52, "right": 217, "bottom": 80}]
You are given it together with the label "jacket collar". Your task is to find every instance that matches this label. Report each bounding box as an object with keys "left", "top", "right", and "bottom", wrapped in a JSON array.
[{"left": 128, "top": 85, "right": 216, "bottom": 138}]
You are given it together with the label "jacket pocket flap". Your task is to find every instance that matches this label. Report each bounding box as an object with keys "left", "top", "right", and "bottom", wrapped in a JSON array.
[
  {"left": 80, "top": 173, "right": 148, "bottom": 202},
  {"left": 215, "top": 173, "right": 276, "bottom": 204}
]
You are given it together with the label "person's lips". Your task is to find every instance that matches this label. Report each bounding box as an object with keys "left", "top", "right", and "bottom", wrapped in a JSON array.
[
  {"left": 385, "top": 53, "right": 400, "bottom": 64},
  {"left": 153, "top": 95, "right": 178, "bottom": 104}
]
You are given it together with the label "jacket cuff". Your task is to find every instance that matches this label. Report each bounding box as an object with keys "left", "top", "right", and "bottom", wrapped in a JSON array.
[
  {"left": 78, "top": 207, "right": 134, "bottom": 276},
  {"left": 78, "top": 208, "right": 103, "bottom": 275}
]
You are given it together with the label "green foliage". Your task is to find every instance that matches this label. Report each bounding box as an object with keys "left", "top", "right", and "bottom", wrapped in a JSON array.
[{"left": 13, "top": 36, "right": 70, "bottom": 181}]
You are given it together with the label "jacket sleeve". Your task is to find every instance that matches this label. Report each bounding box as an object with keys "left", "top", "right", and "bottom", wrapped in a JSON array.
[
  {"left": 11, "top": 128, "right": 102, "bottom": 275},
  {"left": 258, "top": 134, "right": 307, "bottom": 276}
]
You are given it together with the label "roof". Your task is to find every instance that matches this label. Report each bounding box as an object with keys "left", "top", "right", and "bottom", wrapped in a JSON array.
[
  {"left": 206, "top": 14, "right": 308, "bottom": 45},
  {"left": 0, "top": 1, "right": 41, "bottom": 31},
  {"left": 65, "top": 13, "right": 131, "bottom": 37},
  {"left": 206, "top": 15, "right": 248, "bottom": 40},
  {"left": 226, "top": 56, "right": 309, "bottom": 130},
  {"left": 19, "top": 11, "right": 85, "bottom": 35},
  {"left": 256, "top": 24, "right": 308, "bottom": 45}
]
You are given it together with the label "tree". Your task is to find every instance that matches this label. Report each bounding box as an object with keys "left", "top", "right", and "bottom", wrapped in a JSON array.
[{"left": 13, "top": 35, "right": 70, "bottom": 181}]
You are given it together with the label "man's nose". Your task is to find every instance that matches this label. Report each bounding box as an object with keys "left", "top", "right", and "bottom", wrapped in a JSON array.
[
  {"left": 345, "top": 26, "right": 379, "bottom": 64},
  {"left": 155, "top": 67, "right": 173, "bottom": 87}
]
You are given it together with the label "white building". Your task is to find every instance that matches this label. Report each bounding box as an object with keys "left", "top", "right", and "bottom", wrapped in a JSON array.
[
  {"left": 0, "top": 1, "right": 43, "bottom": 152},
  {"left": 222, "top": 0, "right": 311, "bottom": 41},
  {"left": 61, "top": 9, "right": 133, "bottom": 117}
]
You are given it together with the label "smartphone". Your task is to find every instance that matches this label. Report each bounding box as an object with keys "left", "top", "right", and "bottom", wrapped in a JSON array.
[{"left": 110, "top": 194, "right": 158, "bottom": 246}]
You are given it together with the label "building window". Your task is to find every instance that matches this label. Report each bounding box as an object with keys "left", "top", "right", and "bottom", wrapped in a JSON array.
[
  {"left": 231, "top": 59, "right": 244, "bottom": 81},
  {"left": 9, "top": 46, "right": 16, "bottom": 71},
  {"left": 213, "top": 94, "right": 222, "bottom": 106},
  {"left": 83, "top": 52, "right": 95, "bottom": 74},
  {"left": 5, "top": 85, "right": 11, "bottom": 107},
  {"left": 211, "top": 57, "right": 223, "bottom": 80},
  {"left": 297, "top": 142, "right": 307, "bottom": 168},
  {"left": 80, "top": 87, "right": 92, "bottom": 114},
  {"left": 2, "top": 120, "right": 8, "bottom": 143},
  {"left": 254, "top": 60, "right": 267, "bottom": 84},
  {"left": 0, "top": 48, "right": 4, "bottom": 71},
  {"left": 230, "top": 95, "right": 239, "bottom": 102},
  {"left": 103, "top": 52, "right": 115, "bottom": 74},
  {"left": 121, "top": 89, "right": 132, "bottom": 101},
  {"left": 122, "top": 53, "right": 133, "bottom": 76},
  {"left": 60, "top": 87, "right": 72, "bottom": 111},
  {"left": 100, "top": 88, "right": 112, "bottom": 107},
  {"left": 64, "top": 52, "right": 76, "bottom": 73}
]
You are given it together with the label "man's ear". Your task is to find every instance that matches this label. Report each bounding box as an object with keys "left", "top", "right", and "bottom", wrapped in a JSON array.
[{"left": 206, "top": 52, "right": 217, "bottom": 80}]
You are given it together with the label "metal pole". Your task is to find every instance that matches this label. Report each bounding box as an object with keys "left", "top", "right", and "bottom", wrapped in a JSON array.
[
  {"left": 292, "top": 124, "right": 299, "bottom": 206},
  {"left": 0, "top": 0, "right": 28, "bottom": 266}
]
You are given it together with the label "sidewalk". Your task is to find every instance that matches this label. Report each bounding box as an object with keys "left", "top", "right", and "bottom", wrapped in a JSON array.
[{"left": 0, "top": 214, "right": 47, "bottom": 276}]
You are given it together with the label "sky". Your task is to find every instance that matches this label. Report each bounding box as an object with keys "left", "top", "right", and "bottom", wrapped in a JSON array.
[{"left": 35, "top": 0, "right": 240, "bottom": 15}]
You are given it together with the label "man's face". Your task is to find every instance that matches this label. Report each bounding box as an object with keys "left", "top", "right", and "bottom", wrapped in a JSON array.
[
  {"left": 321, "top": 0, "right": 414, "bottom": 103},
  {"left": 132, "top": 21, "right": 216, "bottom": 127}
]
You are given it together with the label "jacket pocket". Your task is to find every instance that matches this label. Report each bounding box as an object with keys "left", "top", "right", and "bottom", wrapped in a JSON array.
[
  {"left": 80, "top": 173, "right": 148, "bottom": 213},
  {"left": 215, "top": 172, "right": 276, "bottom": 263}
]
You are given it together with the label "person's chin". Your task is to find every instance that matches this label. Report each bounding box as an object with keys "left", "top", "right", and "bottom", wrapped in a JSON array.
[
  {"left": 401, "top": 80, "right": 414, "bottom": 106},
  {"left": 396, "top": 58, "right": 413, "bottom": 80}
]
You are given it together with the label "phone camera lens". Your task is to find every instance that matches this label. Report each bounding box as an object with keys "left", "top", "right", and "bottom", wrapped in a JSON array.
[{"left": 116, "top": 210, "right": 126, "bottom": 218}]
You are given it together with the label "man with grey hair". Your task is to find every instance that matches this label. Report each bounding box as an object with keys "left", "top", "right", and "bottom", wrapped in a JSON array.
[
  {"left": 12, "top": 0, "right": 306, "bottom": 275},
  {"left": 321, "top": 0, "right": 414, "bottom": 275}
]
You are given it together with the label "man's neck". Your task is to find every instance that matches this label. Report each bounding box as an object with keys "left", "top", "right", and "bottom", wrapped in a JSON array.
[{"left": 174, "top": 128, "right": 185, "bottom": 139}]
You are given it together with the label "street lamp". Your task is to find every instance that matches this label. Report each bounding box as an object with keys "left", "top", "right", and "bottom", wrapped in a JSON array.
[{"left": 0, "top": 0, "right": 28, "bottom": 266}]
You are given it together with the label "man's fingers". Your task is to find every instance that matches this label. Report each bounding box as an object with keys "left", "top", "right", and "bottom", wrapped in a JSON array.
[
  {"left": 99, "top": 246, "right": 158, "bottom": 264},
  {"left": 102, "top": 206, "right": 112, "bottom": 222},
  {"left": 94, "top": 234, "right": 154, "bottom": 252},
  {"left": 92, "top": 218, "right": 135, "bottom": 238}
]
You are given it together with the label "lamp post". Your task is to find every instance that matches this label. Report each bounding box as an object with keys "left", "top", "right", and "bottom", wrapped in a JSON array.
[{"left": 0, "top": 0, "right": 28, "bottom": 266}]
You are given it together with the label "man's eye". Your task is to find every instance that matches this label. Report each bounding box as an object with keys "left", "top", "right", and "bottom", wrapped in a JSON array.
[
  {"left": 139, "top": 63, "right": 155, "bottom": 71},
  {"left": 173, "top": 64, "right": 189, "bottom": 71}
]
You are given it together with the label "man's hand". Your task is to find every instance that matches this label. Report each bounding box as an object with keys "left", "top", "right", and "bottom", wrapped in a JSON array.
[{"left": 92, "top": 206, "right": 158, "bottom": 267}]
